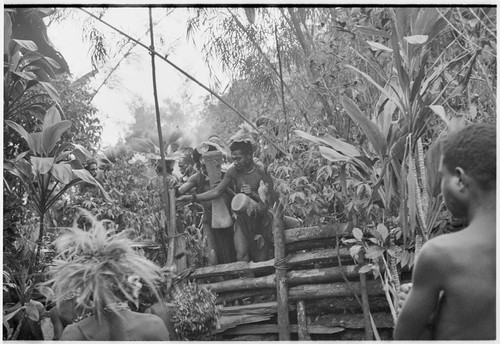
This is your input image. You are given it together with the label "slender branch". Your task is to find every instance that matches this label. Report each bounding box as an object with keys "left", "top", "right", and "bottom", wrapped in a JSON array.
[
  {"left": 79, "top": 7, "right": 287, "bottom": 157},
  {"left": 89, "top": 13, "right": 169, "bottom": 103},
  {"left": 228, "top": 8, "right": 307, "bottom": 128},
  {"left": 275, "top": 24, "right": 289, "bottom": 143},
  {"left": 467, "top": 8, "right": 496, "bottom": 39},
  {"left": 436, "top": 8, "right": 495, "bottom": 57}
]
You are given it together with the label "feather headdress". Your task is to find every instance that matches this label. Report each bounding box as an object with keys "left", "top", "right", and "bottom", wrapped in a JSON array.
[
  {"left": 45, "top": 211, "right": 164, "bottom": 319},
  {"left": 228, "top": 122, "right": 258, "bottom": 147}
]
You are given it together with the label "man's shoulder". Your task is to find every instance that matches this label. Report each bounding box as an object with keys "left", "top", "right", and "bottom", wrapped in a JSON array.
[
  {"left": 226, "top": 165, "right": 238, "bottom": 177},
  {"left": 133, "top": 312, "right": 169, "bottom": 339},
  {"left": 418, "top": 234, "right": 459, "bottom": 265}
]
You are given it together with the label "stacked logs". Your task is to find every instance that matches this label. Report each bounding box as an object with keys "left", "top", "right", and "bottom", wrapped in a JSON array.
[{"left": 188, "top": 223, "right": 398, "bottom": 340}]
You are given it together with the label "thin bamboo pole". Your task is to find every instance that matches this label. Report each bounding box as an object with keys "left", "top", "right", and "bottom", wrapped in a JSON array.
[
  {"left": 148, "top": 8, "right": 175, "bottom": 294},
  {"left": 274, "top": 24, "right": 289, "bottom": 143}
]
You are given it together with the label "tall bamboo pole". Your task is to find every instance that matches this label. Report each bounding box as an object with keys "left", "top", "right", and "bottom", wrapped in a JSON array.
[{"left": 148, "top": 8, "right": 175, "bottom": 294}]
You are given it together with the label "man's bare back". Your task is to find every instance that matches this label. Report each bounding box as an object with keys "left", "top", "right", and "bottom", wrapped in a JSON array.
[
  {"left": 394, "top": 124, "right": 496, "bottom": 340},
  {"left": 61, "top": 310, "right": 169, "bottom": 341},
  {"left": 429, "top": 226, "right": 495, "bottom": 339}
]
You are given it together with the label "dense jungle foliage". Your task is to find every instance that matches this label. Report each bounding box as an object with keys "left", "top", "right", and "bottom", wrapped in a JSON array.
[{"left": 3, "top": 6, "right": 496, "bottom": 340}]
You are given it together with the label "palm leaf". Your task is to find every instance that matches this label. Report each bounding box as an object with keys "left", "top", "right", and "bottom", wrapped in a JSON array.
[
  {"left": 341, "top": 96, "right": 387, "bottom": 158},
  {"left": 346, "top": 65, "right": 405, "bottom": 114}
]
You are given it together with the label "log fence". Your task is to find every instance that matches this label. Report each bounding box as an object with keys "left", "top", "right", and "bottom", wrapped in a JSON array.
[{"left": 186, "top": 218, "right": 400, "bottom": 340}]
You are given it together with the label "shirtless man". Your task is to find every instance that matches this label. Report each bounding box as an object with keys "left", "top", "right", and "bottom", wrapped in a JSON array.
[
  {"left": 394, "top": 124, "right": 496, "bottom": 340},
  {"left": 176, "top": 142, "right": 235, "bottom": 265},
  {"left": 178, "top": 140, "right": 275, "bottom": 262},
  {"left": 47, "top": 213, "right": 170, "bottom": 341}
]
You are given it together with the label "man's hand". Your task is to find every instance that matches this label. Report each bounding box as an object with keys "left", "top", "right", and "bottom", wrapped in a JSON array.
[
  {"left": 397, "top": 283, "right": 413, "bottom": 313},
  {"left": 241, "top": 183, "right": 251, "bottom": 195},
  {"left": 177, "top": 195, "right": 193, "bottom": 204}
]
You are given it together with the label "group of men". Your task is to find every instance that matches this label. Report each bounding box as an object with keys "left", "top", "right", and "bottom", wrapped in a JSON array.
[{"left": 175, "top": 134, "right": 279, "bottom": 265}]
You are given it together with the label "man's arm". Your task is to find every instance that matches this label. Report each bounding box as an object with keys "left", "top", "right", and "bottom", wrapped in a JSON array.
[
  {"left": 60, "top": 324, "right": 85, "bottom": 340},
  {"left": 177, "top": 172, "right": 232, "bottom": 203},
  {"left": 393, "top": 241, "right": 443, "bottom": 340},
  {"left": 196, "top": 173, "right": 232, "bottom": 201},
  {"left": 176, "top": 174, "right": 199, "bottom": 195}
]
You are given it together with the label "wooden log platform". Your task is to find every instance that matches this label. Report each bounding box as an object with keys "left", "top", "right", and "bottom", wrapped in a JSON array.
[
  {"left": 312, "top": 311, "right": 394, "bottom": 329},
  {"left": 190, "top": 247, "right": 351, "bottom": 280},
  {"left": 221, "top": 323, "right": 345, "bottom": 336},
  {"left": 217, "top": 302, "right": 295, "bottom": 333},
  {"left": 289, "top": 280, "right": 384, "bottom": 300},
  {"left": 199, "top": 265, "right": 373, "bottom": 293}
]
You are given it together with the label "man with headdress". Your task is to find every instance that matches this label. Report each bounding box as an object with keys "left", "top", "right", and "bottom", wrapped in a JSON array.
[
  {"left": 46, "top": 212, "right": 170, "bottom": 340},
  {"left": 178, "top": 132, "right": 275, "bottom": 263}
]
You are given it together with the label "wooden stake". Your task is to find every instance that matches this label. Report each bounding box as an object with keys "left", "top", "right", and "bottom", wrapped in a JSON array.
[
  {"left": 297, "top": 300, "right": 311, "bottom": 340},
  {"left": 359, "top": 254, "right": 374, "bottom": 340},
  {"left": 273, "top": 202, "right": 290, "bottom": 340}
]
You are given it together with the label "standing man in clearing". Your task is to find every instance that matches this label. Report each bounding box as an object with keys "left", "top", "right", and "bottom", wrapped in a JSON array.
[
  {"left": 394, "top": 124, "right": 496, "bottom": 340},
  {"left": 178, "top": 139, "right": 274, "bottom": 262}
]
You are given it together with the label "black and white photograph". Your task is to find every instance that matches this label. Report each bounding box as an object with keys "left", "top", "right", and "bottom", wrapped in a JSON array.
[{"left": 3, "top": 4, "right": 496, "bottom": 341}]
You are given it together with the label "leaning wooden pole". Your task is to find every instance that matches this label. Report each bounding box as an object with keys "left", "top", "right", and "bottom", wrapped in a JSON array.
[
  {"left": 79, "top": 8, "right": 287, "bottom": 157},
  {"left": 148, "top": 8, "right": 175, "bottom": 291},
  {"left": 359, "top": 254, "right": 374, "bottom": 340},
  {"left": 273, "top": 202, "right": 290, "bottom": 340}
]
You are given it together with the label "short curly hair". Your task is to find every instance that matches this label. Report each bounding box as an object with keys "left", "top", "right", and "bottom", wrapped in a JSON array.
[
  {"left": 442, "top": 123, "right": 496, "bottom": 191},
  {"left": 229, "top": 141, "right": 253, "bottom": 156}
]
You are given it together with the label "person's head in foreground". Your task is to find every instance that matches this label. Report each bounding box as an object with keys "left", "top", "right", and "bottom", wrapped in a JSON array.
[
  {"left": 440, "top": 123, "right": 496, "bottom": 218},
  {"left": 46, "top": 211, "right": 169, "bottom": 340}
]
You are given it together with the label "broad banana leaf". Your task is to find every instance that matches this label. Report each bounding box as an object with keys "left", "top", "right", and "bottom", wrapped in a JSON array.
[
  {"left": 42, "top": 120, "right": 72, "bottom": 156},
  {"left": 72, "top": 169, "right": 111, "bottom": 201},
  {"left": 42, "top": 105, "right": 61, "bottom": 129},
  {"left": 51, "top": 163, "right": 73, "bottom": 185},
  {"left": 31, "top": 157, "right": 54, "bottom": 175},
  {"left": 5, "top": 120, "right": 35, "bottom": 152}
]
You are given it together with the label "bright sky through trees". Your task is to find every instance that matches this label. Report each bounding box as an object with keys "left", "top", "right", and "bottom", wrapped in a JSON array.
[{"left": 47, "top": 7, "right": 228, "bottom": 147}]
